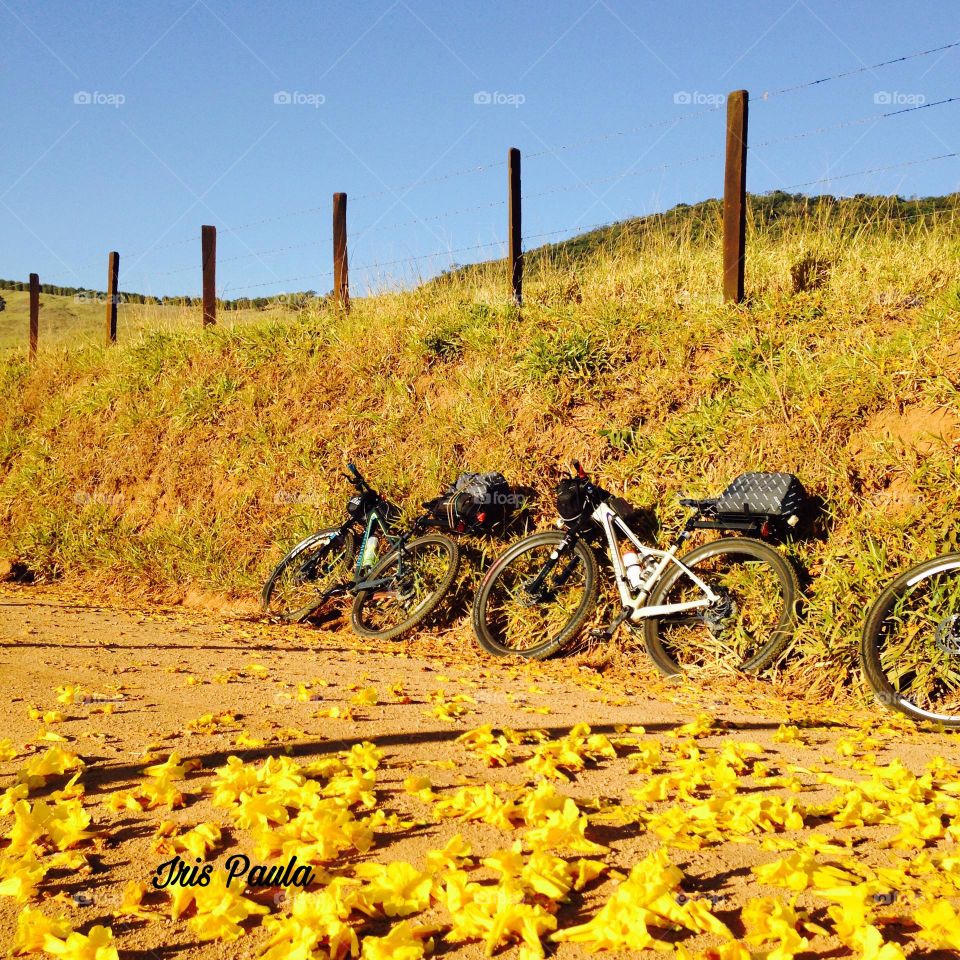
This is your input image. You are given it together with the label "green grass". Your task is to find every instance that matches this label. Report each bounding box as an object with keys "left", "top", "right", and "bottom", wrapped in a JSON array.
[{"left": 1, "top": 194, "right": 959, "bottom": 688}]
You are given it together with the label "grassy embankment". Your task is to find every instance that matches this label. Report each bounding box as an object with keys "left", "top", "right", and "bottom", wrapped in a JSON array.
[{"left": 1, "top": 194, "right": 959, "bottom": 689}]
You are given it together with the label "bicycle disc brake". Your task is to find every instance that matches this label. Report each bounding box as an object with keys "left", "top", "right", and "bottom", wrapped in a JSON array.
[
  {"left": 518, "top": 586, "right": 552, "bottom": 607},
  {"left": 293, "top": 560, "right": 319, "bottom": 587},
  {"left": 935, "top": 615, "right": 960, "bottom": 656},
  {"left": 704, "top": 589, "right": 736, "bottom": 639}
]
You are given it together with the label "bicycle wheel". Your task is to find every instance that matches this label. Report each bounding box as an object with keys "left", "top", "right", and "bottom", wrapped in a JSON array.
[
  {"left": 262, "top": 528, "right": 356, "bottom": 622},
  {"left": 861, "top": 553, "right": 960, "bottom": 727},
  {"left": 643, "top": 537, "right": 799, "bottom": 676},
  {"left": 350, "top": 534, "right": 460, "bottom": 640},
  {"left": 472, "top": 530, "right": 599, "bottom": 659}
]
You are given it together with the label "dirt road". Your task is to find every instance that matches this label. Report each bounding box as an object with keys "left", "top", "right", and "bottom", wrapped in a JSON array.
[{"left": 1, "top": 584, "right": 958, "bottom": 959}]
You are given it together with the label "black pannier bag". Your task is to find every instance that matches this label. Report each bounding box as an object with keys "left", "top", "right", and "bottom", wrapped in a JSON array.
[
  {"left": 424, "top": 472, "right": 514, "bottom": 534},
  {"left": 347, "top": 491, "right": 374, "bottom": 520},
  {"left": 556, "top": 476, "right": 614, "bottom": 526},
  {"left": 347, "top": 490, "right": 400, "bottom": 525},
  {"left": 556, "top": 477, "right": 590, "bottom": 524},
  {"left": 691, "top": 472, "right": 810, "bottom": 540}
]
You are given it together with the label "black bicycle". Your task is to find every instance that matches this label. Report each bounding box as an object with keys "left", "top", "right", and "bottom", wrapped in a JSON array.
[
  {"left": 861, "top": 552, "right": 960, "bottom": 727},
  {"left": 472, "top": 463, "right": 799, "bottom": 673},
  {"left": 262, "top": 464, "right": 460, "bottom": 640}
]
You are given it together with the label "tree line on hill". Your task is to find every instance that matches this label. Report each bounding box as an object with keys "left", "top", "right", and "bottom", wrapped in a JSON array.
[{"left": 0, "top": 278, "right": 325, "bottom": 311}]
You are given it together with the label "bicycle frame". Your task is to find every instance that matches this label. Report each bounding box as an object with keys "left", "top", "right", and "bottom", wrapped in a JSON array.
[
  {"left": 354, "top": 509, "right": 400, "bottom": 578},
  {"left": 351, "top": 512, "right": 430, "bottom": 594},
  {"left": 589, "top": 501, "right": 720, "bottom": 622}
]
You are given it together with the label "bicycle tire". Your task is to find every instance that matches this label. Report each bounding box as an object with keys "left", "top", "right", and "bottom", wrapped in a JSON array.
[
  {"left": 643, "top": 537, "right": 799, "bottom": 676},
  {"left": 262, "top": 528, "right": 356, "bottom": 622},
  {"left": 861, "top": 553, "right": 960, "bottom": 727},
  {"left": 350, "top": 533, "right": 460, "bottom": 640},
  {"left": 471, "top": 530, "right": 599, "bottom": 659}
]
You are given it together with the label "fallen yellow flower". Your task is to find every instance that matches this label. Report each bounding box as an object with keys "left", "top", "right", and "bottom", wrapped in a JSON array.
[{"left": 10, "top": 906, "right": 72, "bottom": 955}]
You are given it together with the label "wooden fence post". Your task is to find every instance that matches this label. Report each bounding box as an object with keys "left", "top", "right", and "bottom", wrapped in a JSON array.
[
  {"left": 105, "top": 251, "right": 120, "bottom": 344},
  {"left": 201, "top": 225, "right": 217, "bottom": 326},
  {"left": 28, "top": 273, "right": 39, "bottom": 360},
  {"left": 333, "top": 192, "right": 349, "bottom": 311},
  {"left": 722, "top": 90, "right": 748, "bottom": 303},
  {"left": 508, "top": 147, "right": 523, "bottom": 306}
]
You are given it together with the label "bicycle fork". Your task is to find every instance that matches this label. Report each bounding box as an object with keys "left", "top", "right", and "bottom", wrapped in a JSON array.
[{"left": 524, "top": 537, "right": 581, "bottom": 599}]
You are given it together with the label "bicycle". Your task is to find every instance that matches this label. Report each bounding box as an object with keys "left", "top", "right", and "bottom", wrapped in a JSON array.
[
  {"left": 472, "top": 462, "right": 799, "bottom": 674},
  {"left": 262, "top": 464, "right": 460, "bottom": 640},
  {"left": 861, "top": 552, "right": 960, "bottom": 727}
]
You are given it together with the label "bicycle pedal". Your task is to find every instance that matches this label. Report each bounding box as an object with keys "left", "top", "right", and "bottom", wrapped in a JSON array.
[{"left": 592, "top": 608, "right": 633, "bottom": 641}]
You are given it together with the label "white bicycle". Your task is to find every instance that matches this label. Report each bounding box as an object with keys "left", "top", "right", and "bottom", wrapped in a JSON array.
[{"left": 472, "top": 463, "right": 800, "bottom": 674}]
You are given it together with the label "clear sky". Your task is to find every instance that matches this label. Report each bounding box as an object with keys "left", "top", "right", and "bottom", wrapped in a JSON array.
[{"left": 2, "top": 1, "right": 957, "bottom": 298}]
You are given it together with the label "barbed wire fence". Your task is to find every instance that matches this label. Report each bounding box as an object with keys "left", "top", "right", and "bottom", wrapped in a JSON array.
[{"left": 8, "top": 38, "right": 959, "bottom": 353}]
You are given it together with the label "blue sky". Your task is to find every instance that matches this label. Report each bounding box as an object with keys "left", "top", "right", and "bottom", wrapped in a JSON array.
[{"left": 1, "top": 1, "right": 957, "bottom": 298}]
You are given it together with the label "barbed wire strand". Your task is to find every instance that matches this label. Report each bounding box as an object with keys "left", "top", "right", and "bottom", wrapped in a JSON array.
[
  {"left": 213, "top": 97, "right": 960, "bottom": 258},
  {"left": 758, "top": 40, "right": 960, "bottom": 101},
  {"left": 351, "top": 197, "right": 508, "bottom": 237},
  {"left": 218, "top": 238, "right": 511, "bottom": 294},
  {"left": 96, "top": 192, "right": 960, "bottom": 300},
  {"left": 779, "top": 152, "right": 958, "bottom": 190},
  {"left": 752, "top": 96, "right": 960, "bottom": 149}
]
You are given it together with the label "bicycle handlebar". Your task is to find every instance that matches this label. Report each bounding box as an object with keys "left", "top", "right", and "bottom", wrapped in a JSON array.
[{"left": 345, "top": 462, "right": 370, "bottom": 491}]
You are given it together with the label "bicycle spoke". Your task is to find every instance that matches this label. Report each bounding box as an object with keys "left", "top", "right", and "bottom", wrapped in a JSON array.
[
  {"left": 654, "top": 554, "right": 789, "bottom": 671},
  {"left": 265, "top": 535, "right": 352, "bottom": 622},
  {"left": 354, "top": 540, "right": 453, "bottom": 634},
  {"left": 874, "top": 569, "right": 960, "bottom": 718}
]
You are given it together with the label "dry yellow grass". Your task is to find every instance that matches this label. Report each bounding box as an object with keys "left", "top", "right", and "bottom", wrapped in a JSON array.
[{"left": 0, "top": 200, "right": 959, "bottom": 687}]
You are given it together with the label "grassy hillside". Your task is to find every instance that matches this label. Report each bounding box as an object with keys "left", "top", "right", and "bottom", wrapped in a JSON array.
[{"left": 1, "top": 195, "right": 959, "bottom": 688}]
